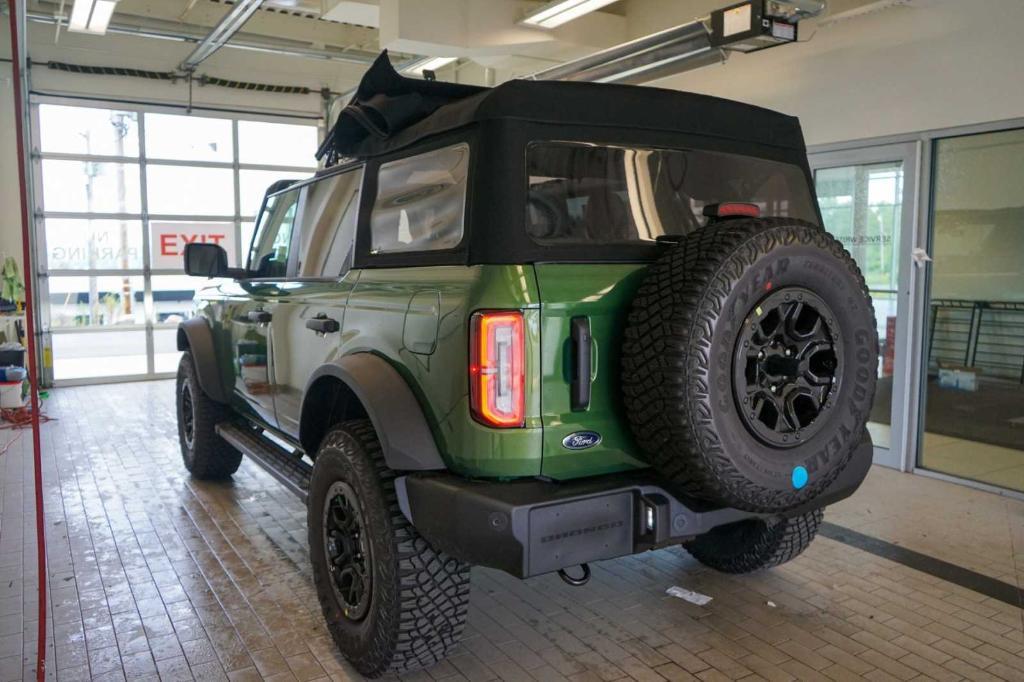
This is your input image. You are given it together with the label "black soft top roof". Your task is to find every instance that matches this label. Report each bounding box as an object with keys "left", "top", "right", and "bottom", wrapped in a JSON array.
[{"left": 317, "top": 51, "right": 806, "bottom": 163}]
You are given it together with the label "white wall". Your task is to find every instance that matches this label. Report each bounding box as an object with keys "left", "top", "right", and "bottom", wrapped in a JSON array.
[
  {"left": 0, "top": 60, "right": 22, "bottom": 278},
  {"left": 642, "top": 0, "right": 1024, "bottom": 146}
]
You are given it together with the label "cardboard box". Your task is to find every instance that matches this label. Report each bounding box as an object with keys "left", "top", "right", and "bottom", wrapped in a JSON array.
[{"left": 938, "top": 364, "right": 979, "bottom": 392}]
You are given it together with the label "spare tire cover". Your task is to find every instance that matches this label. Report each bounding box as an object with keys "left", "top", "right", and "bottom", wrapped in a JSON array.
[{"left": 622, "top": 218, "right": 878, "bottom": 513}]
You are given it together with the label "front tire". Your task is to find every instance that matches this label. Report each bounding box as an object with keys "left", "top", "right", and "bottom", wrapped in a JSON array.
[
  {"left": 176, "top": 351, "right": 242, "bottom": 479},
  {"left": 308, "top": 420, "right": 470, "bottom": 678},
  {"left": 684, "top": 508, "right": 824, "bottom": 574}
]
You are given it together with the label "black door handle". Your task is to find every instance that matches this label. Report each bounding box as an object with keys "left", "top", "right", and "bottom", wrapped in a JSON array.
[
  {"left": 306, "top": 316, "right": 340, "bottom": 334},
  {"left": 570, "top": 316, "right": 592, "bottom": 411},
  {"left": 248, "top": 309, "right": 272, "bottom": 324}
]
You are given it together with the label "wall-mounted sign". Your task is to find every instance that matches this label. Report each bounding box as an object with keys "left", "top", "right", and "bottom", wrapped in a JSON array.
[{"left": 150, "top": 221, "right": 235, "bottom": 270}]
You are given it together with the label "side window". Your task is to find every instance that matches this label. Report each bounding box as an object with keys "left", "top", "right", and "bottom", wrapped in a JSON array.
[
  {"left": 295, "top": 167, "right": 364, "bottom": 277},
  {"left": 371, "top": 143, "right": 469, "bottom": 254},
  {"left": 248, "top": 188, "right": 300, "bottom": 277}
]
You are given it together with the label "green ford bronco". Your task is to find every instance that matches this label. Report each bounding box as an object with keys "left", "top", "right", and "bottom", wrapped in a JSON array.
[{"left": 176, "top": 52, "right": 878, "bottom": 677}]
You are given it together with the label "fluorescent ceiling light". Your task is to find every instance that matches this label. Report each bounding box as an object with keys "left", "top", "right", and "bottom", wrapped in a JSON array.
[
  {"left": 521, "top": 0, "right": 620, "bottom": 29},
  {"left": 68, "top": 0, "right": 119, "bottom": 34},
  {"left": 404, "top": 57, "right": 458, "bottom": 76}
]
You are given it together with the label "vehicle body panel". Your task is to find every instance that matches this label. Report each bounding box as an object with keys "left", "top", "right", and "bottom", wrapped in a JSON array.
[
  {"left": 266, "top": 274, "right": 360, "bottom": 436},
  {"left": 534, "top": 263, "right": 650, "bottom": 479},
  {"left": 339, "top": 264, "right": 544, "bottom": 477},
  {"left": 205, "top": 280, "right": 280, "bottom": 427}
]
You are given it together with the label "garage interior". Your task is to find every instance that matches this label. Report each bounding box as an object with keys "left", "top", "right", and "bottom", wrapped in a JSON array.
[{"left": 1, "top": 0, "right": 1023, "bottom": 680}]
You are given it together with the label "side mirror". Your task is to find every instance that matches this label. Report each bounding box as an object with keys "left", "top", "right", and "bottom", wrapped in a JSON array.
[{"left": 184, "top": 243, "right": 234, "bottom": 278}]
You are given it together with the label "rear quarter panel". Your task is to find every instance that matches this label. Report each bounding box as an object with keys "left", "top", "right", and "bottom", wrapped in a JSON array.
[{"left": 340, "top": 265, "right": 544, "bottom": 478}]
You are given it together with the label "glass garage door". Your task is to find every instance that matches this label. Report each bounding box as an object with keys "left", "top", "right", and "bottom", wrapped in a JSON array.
[{"left": 30, "top": 100, "right": 319, "bottom": 384}]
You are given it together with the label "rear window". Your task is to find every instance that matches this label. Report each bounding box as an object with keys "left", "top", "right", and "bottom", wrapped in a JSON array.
[{"left": 526, "top": 142, "right": 818, "bottom": 244}]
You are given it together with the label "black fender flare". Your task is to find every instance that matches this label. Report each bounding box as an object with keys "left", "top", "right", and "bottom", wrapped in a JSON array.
[
  {"left": 302, "top": 353, "right": 446, "bottom": 471},
  {"left": 176, "top": 318, "right": 231, "bottom": 403}
]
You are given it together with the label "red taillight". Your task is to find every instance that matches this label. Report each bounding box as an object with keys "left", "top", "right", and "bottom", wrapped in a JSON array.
[{"left": 470, "top": 311, "right": 525, "bottom": 428}]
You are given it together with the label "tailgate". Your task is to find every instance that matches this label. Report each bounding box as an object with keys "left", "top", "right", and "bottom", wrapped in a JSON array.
[{"left": 534, "top": 263, "right": 650, "bottom": 479}]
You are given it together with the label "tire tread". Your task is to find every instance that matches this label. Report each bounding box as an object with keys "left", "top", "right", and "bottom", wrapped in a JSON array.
[
  {"left": 311, "top": 420, "right": 470, "bottom": 677},
  {"left": 684, "top": 509, "right": 824, "bottom": 574},
  {"left": 176, "top": 352, "right": 242, "bottom": 479},
  {"left": 621, "top": 219, "right": 874, "bottom": 512}
]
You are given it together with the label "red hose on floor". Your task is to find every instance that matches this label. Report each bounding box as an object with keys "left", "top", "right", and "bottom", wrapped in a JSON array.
[{"left": 5, "top": 2, "right": 48, "bottom": 679}]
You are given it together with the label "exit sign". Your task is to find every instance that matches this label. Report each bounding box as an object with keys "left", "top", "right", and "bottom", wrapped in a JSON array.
[{"left": 150, "top": 222, "right": 236, "bottom": 270}]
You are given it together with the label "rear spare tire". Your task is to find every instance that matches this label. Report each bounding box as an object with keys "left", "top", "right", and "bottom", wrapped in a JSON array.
[{"left": 622, "top": 219, "right": 877, "bottom": 513}]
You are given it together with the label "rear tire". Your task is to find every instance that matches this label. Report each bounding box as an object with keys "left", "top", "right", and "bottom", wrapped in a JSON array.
[
  {"left": 308, "top": 420, "right": 470, "bottom": 678},
  {"left": 684, "top": 508, "right": 823, "bottom": 574},
  {"left": 176, "top": 351, "right": 242, "bottom": 479}
]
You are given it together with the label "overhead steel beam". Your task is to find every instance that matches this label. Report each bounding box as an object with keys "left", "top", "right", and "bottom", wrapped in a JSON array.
[
  {"left": 25, "top": 10, "right": 382, "bottom": 64},
  {"left": 179, "top": 0, "right": 265, "bottom": 71},
  {"left": 529, "top": 21, "right": 724, "bottom": 84},
  {"left": 529, "top": 0, "right": 828, "bottom": 85}
]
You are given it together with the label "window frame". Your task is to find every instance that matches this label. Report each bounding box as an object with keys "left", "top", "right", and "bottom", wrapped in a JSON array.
[
  {"left": 523, "top": 139, "right": 821, "bottom": 247},
  {"left": 355, "top": 132, "right": 476, "bottom": 270},
  {"left": 246, "top": 186, "right": 302, "bottom": 280},
  {"left": 243, "top": 160, "right": 367, "bottom": 282}
]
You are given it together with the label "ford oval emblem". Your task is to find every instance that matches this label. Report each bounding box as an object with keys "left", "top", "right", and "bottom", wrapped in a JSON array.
[{"left": 562, "top": 431, "right": 602, "bottom": 450}]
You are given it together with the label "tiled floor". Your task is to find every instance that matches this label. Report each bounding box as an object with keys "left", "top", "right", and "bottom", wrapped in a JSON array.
[{"left": 1, "top": 381, "right": 1022, "bottom": 682}]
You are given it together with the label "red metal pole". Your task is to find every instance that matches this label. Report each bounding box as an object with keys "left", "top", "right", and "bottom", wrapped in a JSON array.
[{"left": 5, "top": 2, "right": 48, "bottom": 679}]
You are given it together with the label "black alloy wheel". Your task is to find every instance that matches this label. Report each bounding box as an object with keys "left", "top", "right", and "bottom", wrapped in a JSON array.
[
  {"left": 733, "top": 287, "right": 842, "bottom": 448},
  {"left": 179, "top": 380, "right": 196, "bottom": 451},
  {"left": 322, "top": 481, "right": 373, "bottom": 622}
]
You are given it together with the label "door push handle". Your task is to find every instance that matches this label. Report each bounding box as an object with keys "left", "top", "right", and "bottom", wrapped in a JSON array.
[
  {"left": 248, "top": 309, "right": 272, "bottom": 324},
  {"left": 306, "top": 315, "right": 340, "bottom": 335},
  {"left": 570, "top": 316, "right": 592, "bottom": 411}
]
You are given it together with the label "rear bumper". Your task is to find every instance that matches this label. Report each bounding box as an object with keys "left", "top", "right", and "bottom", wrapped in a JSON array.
[{"left": 396, "top": 431, "right": 874, "bottom": 579}]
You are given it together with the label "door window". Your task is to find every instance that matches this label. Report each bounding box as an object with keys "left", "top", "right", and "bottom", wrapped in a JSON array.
[
  {"left": 371, "top": 143, "right": 469, "bottom": 253},
  {"left": 295, "top": 167, "right": 364, "bottom": 277},
  {"left": 249, "top": 188, "right": 300, "bottom": 278},
  {"left": 815, "top": 161, "right": 905, "bottom": 453}
]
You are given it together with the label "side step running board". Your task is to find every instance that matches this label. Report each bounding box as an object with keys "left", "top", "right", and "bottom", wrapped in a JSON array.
[{"left": 216, "top": 422, "right": 312, "bottom": 501}]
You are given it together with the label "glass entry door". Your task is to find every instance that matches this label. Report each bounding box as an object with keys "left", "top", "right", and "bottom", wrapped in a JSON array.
[
  {"left": 919, "top": 128, "right": 1024, "bottom": 491},
  {"left": 809, "top": 143, "right": 920, "bottom": 469}
]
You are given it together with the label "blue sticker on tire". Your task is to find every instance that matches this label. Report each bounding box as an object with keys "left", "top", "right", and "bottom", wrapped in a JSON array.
[{"left": 792, "top": 466, "right": 808, "bottom": 489}]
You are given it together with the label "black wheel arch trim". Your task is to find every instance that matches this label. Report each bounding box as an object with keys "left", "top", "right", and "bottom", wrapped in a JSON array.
[
  {"left": 301, "top": 353, "right": 446, "bottom": 471},
  {"left": 176, "top": 318, "right": 231, "bottom": 404}
]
